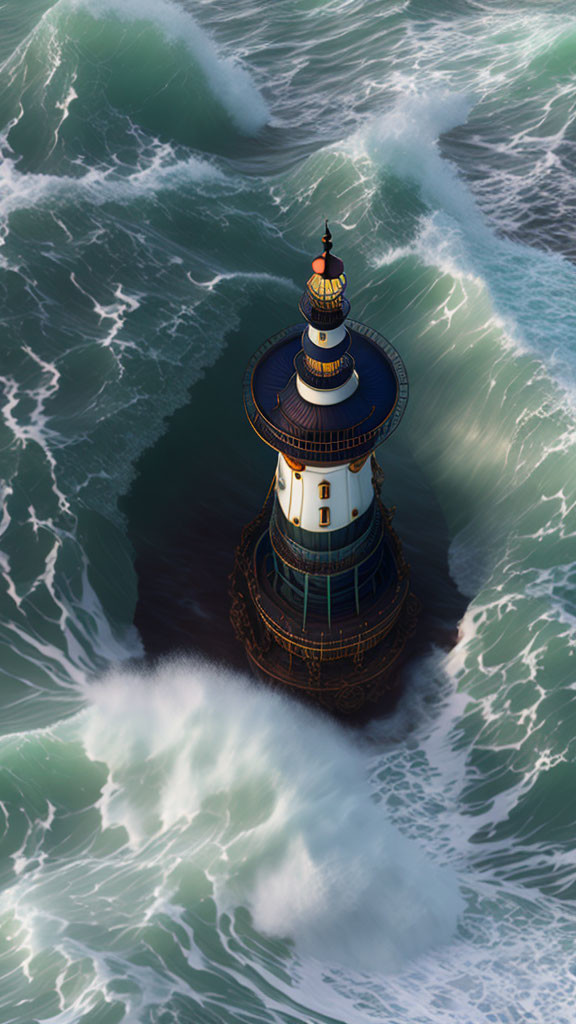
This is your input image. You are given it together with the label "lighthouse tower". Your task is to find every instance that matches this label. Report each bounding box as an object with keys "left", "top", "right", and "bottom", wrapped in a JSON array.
[{"left": 230, "top": 224, "right": 418, "bottom": 713}]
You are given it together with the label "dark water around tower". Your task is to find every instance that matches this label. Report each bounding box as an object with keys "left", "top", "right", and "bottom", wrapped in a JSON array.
[{"left": 2, "top": 0, "right": 576, "bottom": 1021}]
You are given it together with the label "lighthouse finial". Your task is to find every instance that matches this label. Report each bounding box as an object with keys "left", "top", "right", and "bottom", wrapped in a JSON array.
[
  {"left": 323, "top": 220, "right": 332, "bottom": 254},
  {"left": 310, "top": 220, "right": 343, "bottom": 279}
]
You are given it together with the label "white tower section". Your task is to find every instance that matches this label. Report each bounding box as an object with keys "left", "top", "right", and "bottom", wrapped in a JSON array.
[
  {"left": 296, "top": 371, "right": 359, "bottom": 405},
  {"left": 275, "top": 454, "right": 374, "bottom": 533},
  {"left": 307, "top": 324, "right": 346, "bottom": 347}
]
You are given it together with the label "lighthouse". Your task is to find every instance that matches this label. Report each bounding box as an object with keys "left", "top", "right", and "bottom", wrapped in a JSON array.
[{"left": 230, "top": 224, "right": 418, "bottom": 714}]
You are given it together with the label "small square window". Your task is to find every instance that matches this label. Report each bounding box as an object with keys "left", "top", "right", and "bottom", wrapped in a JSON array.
[
  {"left": 318, "top": 481, "right": 330, "bottom": 500},
  {"left": 319, "top": 507, "right": 330, "bottom": 527}
]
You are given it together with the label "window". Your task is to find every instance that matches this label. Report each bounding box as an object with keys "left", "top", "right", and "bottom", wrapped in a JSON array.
[
  {"left": 305, "top": 356, "right": 341, "bottom": 376},
  {"left": 319, "top": 507, "right": 330, "bottom": 527},
  {"left": 318, "top": 481, "right": 330, "bottom": 500}
]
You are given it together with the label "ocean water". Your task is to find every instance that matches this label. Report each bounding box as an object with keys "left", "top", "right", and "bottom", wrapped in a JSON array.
[{"left": 1, "top": 0, "right": 576, "bottom": 1020}]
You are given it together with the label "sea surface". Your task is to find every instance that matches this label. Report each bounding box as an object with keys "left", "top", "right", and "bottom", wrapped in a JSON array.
[{"left": 0, "top": 0, "right": 576, "bottom": 1021}]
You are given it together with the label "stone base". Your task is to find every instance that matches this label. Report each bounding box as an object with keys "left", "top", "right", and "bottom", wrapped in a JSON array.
[{"left": 229, "top": 501, "right": 419, "bottom": 716}]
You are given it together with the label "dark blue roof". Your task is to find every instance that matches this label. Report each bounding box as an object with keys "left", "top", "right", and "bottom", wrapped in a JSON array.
[{"left": 244, "top": 319, "right": 408, "bottom": 465}]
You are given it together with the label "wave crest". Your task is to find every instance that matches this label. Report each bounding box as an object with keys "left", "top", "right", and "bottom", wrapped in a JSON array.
[
  {"left": 64, "top": 0, "right": 269, "bottom": 133},
  {"left": 78, "top": 659, "right": 463, "bottom": 972}
]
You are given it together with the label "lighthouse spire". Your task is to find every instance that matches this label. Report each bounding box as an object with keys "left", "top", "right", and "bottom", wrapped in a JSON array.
[{"left": 322, "top": 220, "right": 332, "bottom": 276}]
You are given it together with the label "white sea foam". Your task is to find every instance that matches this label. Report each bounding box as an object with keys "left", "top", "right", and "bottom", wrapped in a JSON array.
[
  {"left": 77, "top": 659, "right": 463, "bottom": 973},
  {"left": 358, "top": 91, "right": 477, "bottom": 224},
  {"left": 0, "top": 145, "right": 228, "bottom": 224},
  {"left": 0, "top": 348, "right": 71, "bottom": 516}
]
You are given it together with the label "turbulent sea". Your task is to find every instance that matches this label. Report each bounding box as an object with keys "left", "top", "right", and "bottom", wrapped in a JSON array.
[{"left": 1, "top": 0, "right": 576, "bottom": 1020}]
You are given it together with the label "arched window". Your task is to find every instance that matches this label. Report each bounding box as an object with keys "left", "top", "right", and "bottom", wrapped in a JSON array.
[
  {"left": 319, "top": 507, "right": 330, "bottom": 527},
  {"left": 318, "top": 481, "right": 330, "bottom": 500}
]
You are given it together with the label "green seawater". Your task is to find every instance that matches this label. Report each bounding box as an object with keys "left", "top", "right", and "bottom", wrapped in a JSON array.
[{"left": 1, "top": 0, "right": 576, "bottom": 1020}]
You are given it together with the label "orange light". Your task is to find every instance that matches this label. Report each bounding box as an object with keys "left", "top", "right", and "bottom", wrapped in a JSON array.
[{"left": 284, "top": 455, "right": 305, "bottom": 472}]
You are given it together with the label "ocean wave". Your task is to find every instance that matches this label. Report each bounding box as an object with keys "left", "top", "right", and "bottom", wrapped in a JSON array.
[
  {"left": 350, "top": 91, "right": 576, "bottom": 390},
  {"left": 64, "top": 0, "right": 269, "bottom": 134},
  {"left": 2, "top": 656, "right": 576, "bottom": 1024},
  {"left": 78, "top": 661, "right": 462, "bottom": 974},
  {"left": 1, "top": 0, "right": 268, "bottom": 138}
]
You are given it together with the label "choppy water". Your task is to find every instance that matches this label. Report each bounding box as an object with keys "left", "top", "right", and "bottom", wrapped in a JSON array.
[{"left": 1, "top": 0, "right": 576, "bottom": 1020}]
